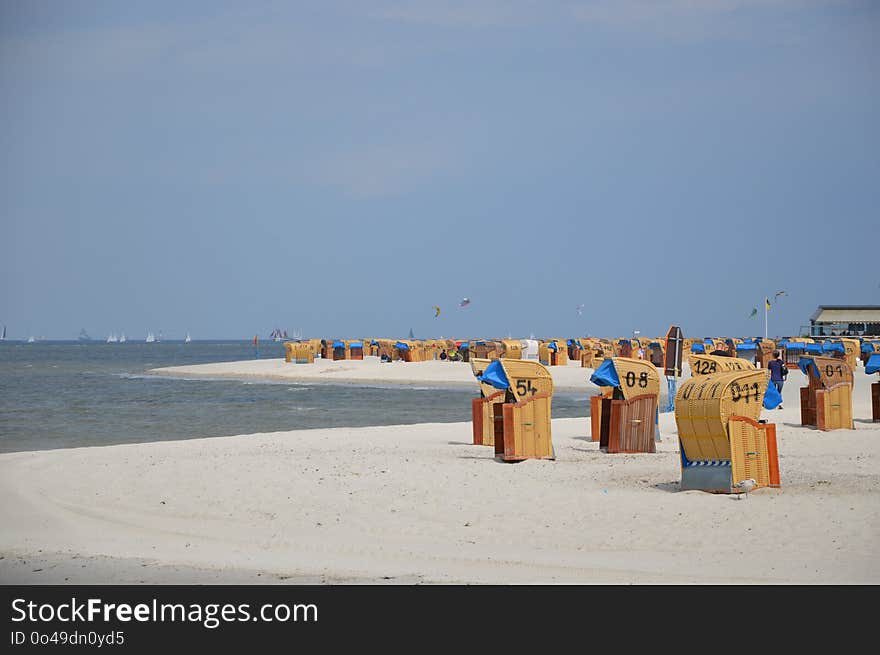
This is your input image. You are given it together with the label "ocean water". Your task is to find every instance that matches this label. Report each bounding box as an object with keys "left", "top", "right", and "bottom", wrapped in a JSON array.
[{"left": 0, "top": 341, "right": 592, "bottom": 453}]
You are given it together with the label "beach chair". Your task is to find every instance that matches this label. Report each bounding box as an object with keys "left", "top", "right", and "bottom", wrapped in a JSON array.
[
  {"left": 733, "top": 340, "right": 759, "bottom": 366},
  {"left": 589, "top": 358, "right": 660, "bottom": 453},
  {"left": 756, "top": 339, "right": 776, "bottom": 368},
  {"left": 348, "top": 341, "right": 364, "bottom": 360},
  {"left": 647, "top": 341, "right": 664, "bottom": 367},
  {"left": 473, "top": 359, "right": 555, "bottom": 462},
  {"left": 675, "top": 368, "right": 781, "bottom": 494},
  {"left": 331, "top": 340, "right": 349, "bottom": 361},
  {"left": 284, "top": 341, "right": 315, "bottom": 364},
  {"left": 867, "top": 353, "right": 880, "bottom": 422},
  {"left": 798, "top": 356, "right": 854, "bottom": 431},
  {"left": 499, "top": 339, "right": 523, "bottom": 359},
  {"left": 538, "top": 340, "right": 568, "bottom": 366},
  {"left": 859, "top": 341, "right": 880, "bottom": 367}
]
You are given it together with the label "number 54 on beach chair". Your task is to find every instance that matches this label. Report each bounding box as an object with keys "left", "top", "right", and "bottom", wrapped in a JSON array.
[{"left": 471, "top": 359, "right": 555, "bottom": 462}]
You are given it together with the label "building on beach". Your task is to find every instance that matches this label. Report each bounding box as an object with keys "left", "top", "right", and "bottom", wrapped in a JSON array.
[{"left": 806, "top": 306, "right": 880, "bottom": 337}]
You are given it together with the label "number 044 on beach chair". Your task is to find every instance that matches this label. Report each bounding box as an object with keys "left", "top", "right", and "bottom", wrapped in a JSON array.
[{"left": 472, "top": 359, "right": 555, "bottom": 462}]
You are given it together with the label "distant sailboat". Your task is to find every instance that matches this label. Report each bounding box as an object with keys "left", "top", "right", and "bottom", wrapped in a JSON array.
[
  {"left": 107, "top": 333, "right": 118, "bottom": 343},
  {"left": 78, "top": 329, "right": 92, "bottom": 342},
  {"left": 1, "top": 325, "right": 6, "bottom": 341},
  {"left": 146, "top": 332, "right": 156, "bottom": 343},
  {"left": 119, "top": 333, "right": 126, "bottom": 343},
  {"left": 184, "top": 332, "right": 192, "bottom": 343},
  {"left": 27, "top": 335, "right": 35, "bottom": 343}
]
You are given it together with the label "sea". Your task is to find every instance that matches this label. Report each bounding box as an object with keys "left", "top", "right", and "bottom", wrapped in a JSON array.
[{"left": 0, "top": 340, "right": 593, "bottom": 453}]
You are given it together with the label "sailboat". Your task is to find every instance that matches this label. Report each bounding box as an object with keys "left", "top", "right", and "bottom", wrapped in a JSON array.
[
  {"left": 145, "top": 331, "right": 156, "bottom": 343},
  {"left": 78, "top": 329, "right": 92, "bottom": 342},
  {"left": 1, "top": 325, "right": 6, "bottom": 341},
  {"left": 27, "top": 335, "right": 35, "bottom": 343},
  {"left": 107, "top": 333, "right": 118, "bottom": 343},
  {"left": 119, "top": 332, "right": 126, "bottom": 343},
  {"left": 184, "top": 332, "right": 192, "bottom": 343}
]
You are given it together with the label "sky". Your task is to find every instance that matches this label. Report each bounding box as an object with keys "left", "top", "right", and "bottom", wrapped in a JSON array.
[{"left": 1, "top": 0, "right": 878, "bottom": 341}]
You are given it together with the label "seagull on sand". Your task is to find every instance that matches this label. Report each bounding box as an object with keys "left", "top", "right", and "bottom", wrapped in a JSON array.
[{"left": 733, "top": 478, "right": 757, "bottom": 500}]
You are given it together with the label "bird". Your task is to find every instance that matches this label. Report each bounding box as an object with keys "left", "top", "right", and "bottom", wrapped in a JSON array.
[{"left": 733, "top": 478, "right": 757, "bottom": 500}]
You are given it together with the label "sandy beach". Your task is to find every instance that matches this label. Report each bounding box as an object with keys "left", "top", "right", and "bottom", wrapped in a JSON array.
[
  {"left": 1, "top": 359, "right": 878, "bottom": 584},
  {"left": 146, "top": 356, "right": 599, "bottom": 392}
]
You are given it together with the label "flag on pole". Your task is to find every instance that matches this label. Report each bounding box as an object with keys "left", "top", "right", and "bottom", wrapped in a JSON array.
[
  {"left": 765, "top": 298, "right": 771, "bottom": 311},
  {"left": 774, "top": 290, "right": 787, "bottom": 299}
]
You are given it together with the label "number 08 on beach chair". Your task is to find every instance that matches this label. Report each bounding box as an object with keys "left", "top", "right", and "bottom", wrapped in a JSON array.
[
  {"left": 675, "top": 369, "right": 780, "bottom": 494},
  {"left": 471, "top": 359, "right": 555, "bottom": 462},
  {"left": 589, "top": 358, "right": 660, "bottom": 453}
]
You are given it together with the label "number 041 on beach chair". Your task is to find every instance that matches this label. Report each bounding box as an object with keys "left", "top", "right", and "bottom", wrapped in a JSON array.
[
  {"left": 798, "top": 356, "right": 854, "bottom": 431},
  {"left": 472, "top": 359, "right": 555, "bottom": 462}
]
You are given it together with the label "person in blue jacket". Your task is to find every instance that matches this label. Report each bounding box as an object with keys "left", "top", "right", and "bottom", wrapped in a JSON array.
[{"left": 767, "top": 350, "right": 788, "bottom": 409}]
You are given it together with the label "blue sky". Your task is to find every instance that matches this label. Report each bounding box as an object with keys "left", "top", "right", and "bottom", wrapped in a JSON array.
[{"left": 1, "top": 1, "right": 878, "bottom": 341}]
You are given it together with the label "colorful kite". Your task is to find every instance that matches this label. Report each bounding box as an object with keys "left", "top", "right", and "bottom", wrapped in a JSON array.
[
  {"left": 459, "top": 298, "right": 471, "bottom": 308},
  {"left": 749, "top": 307, "right": 758, "bottom": 318},
  {"left": 433, "top": 305, "right": 441, "bottom": 318}
]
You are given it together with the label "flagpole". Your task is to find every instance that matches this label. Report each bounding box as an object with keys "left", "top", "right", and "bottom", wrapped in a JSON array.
[{"left": 764, "top": 302, "right": 768, "bottom": 340}]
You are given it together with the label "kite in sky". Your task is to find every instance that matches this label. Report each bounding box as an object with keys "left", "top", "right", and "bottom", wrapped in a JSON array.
[
  {"left": 749, "top": 307, "right": 758, "bottom": 318},
  {"left": 576, "top": 304, "right": 584, "bottom": 316},
  {"left": 774, "top": 290, "right": 787, "bottom": 299},
  {"left": 459, "top": 298, "right": 471, "bottom": 308},
  {"left": 433, "top": 305, "right": 441, "bottom": 318}
]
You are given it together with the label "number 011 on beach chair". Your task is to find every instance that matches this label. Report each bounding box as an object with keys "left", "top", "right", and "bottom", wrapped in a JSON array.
[
  {"left": 472, "top": 359, "right": 555, "bottom": 462},
  {"left": 675, "top": 369, "right": 780, "bottom": 494}
]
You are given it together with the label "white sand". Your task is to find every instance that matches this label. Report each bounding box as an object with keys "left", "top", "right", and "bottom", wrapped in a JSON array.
[
  {"left": 147, "top": 356, "right": 598, "bottom": 391},
  {"left": 1, "top": 362, "right": 878, "bottom": 584}
]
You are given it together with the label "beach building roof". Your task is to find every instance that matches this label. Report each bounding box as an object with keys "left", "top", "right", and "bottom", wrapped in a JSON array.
[{"left": 808, "top": 305, "right": 880, "bottom": 337}]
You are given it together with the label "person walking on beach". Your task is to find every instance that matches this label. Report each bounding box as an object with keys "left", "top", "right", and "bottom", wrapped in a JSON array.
[{"left": 768, "top": 350, "right": 787, "bottom": 409}]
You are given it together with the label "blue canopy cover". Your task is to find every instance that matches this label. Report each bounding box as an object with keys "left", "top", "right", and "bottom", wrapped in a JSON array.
[
  {"left": 589, "top": 358, "right": 619, "bottom": 388},
  {"left": 477, "top": 360, "right": 510, "bottom": 390}
]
